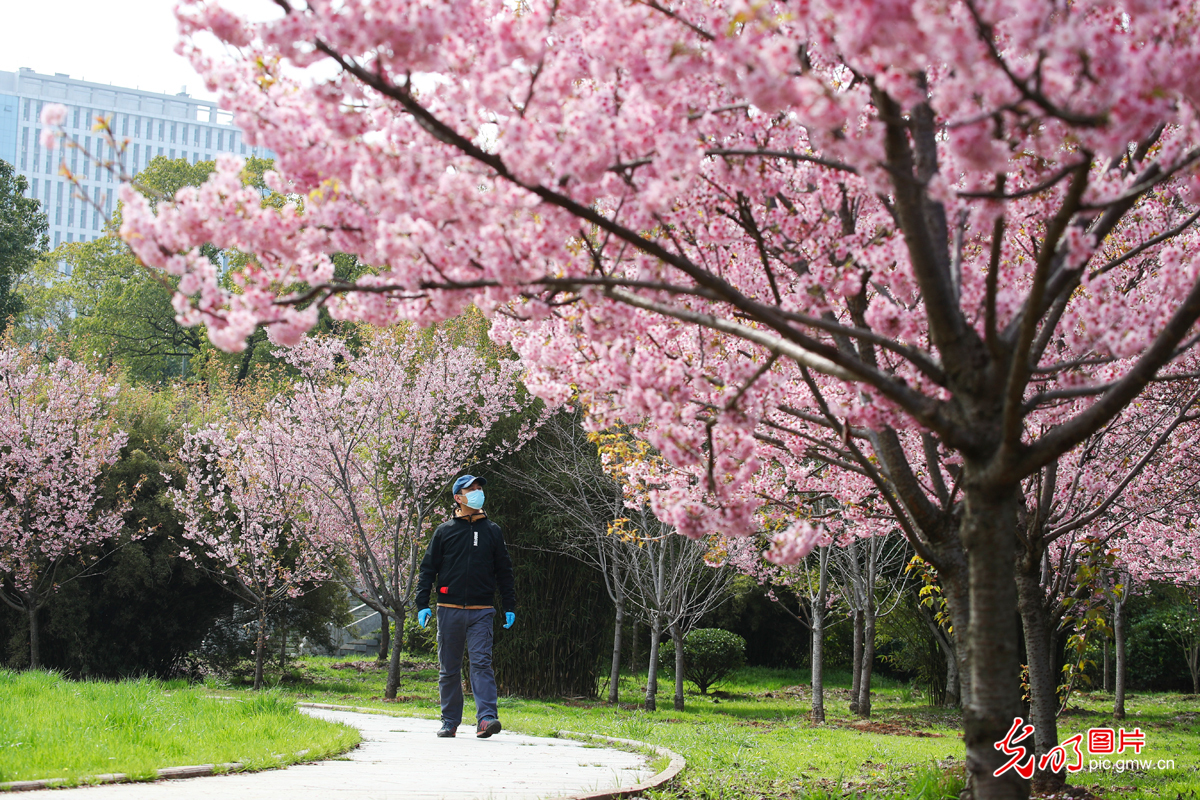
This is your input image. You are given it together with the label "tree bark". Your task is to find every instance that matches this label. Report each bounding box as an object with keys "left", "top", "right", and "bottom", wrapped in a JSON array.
[
  {"left": 1113, "top": 591, "right": 1127, "bottom": 720},
  {"left": 385, "top": 609, "right": 404, "bottom": 700},
  {"left": 645, "top": 614, "right": 662, "bottom": 711},
  {"left": 961, "top": 481, "right": 1025, "bottom": 800},
  {"left": 609, "top": 595, "right": 625, "bottom": 704},
  {"left": 377, "top": 610, "right": 390, "bottom": 663},
  {"left": 858, "top": 595, "right": 876, "bottom": 718},
  {"left": 811, "top": 545, "right": 829, "bottom": 723},
  {"left": 672, "top": 622, "right": 685, "bottom": 711},
  {"left": 280, "top": 626, "right": 288, "bottom": 670},
  {"left": 849, "top": 608, "right": 863, "bottom": 715},
  {"left": 254, "top": 606, "right": 268, "bottom": 691},
  {"left": 1016, "top": 551, "right": 1064, "bottom": 792},
  {"left": 28, "top": 605, "right": 40, "bottom": 670}
]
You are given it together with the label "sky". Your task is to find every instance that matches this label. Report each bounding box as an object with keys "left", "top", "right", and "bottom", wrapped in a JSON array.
[{"left": 0, "top": 0, "right": 275, "bottom": 100}]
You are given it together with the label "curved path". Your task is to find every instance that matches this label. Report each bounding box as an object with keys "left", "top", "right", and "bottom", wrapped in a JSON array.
[{"left": 32, "top": 706, "right": 667, "bottom": 800}]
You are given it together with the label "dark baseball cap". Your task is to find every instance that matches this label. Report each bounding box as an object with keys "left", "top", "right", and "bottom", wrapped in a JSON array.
[{"left": 452, "top": 475, "right": 488, "bottom": 495}]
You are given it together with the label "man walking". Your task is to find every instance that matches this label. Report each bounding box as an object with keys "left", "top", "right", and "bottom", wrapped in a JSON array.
[{"left": 416, "top": 474, "right": 516, "bottom": 739}]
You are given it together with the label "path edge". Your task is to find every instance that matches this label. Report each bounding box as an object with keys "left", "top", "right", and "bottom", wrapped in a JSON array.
[{"left": 556, "top": 729, "right": 686, "bottom": 800}]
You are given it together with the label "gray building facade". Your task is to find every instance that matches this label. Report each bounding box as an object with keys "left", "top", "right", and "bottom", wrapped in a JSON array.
[{"left": 0, "top": 68, "right": 270, "bottom": 248}]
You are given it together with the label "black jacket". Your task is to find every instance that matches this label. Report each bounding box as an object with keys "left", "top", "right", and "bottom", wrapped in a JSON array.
[{"left": 415, "top": 514, "right": 516, "bottom": 612}]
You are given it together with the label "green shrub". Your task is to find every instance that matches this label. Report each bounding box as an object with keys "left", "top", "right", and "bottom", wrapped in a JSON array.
[{"left": 661, "top": 628, "right": 747, "bottom": 695}]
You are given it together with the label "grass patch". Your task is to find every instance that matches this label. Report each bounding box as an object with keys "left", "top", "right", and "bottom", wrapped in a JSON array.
[
  {"left": 0, "top": 670, "right": 359, "bottom": 786},
  {"left": 222, "top": 655, "right": 1200, "bottom": 800}
]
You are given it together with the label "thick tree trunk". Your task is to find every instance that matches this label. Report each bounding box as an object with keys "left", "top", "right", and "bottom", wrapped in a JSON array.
[
  {"left": 645, "top": 616, "right": 662, "bottom": 711},
  {"left": 811, "top": 545, "right": 829, "bottom": 724},
  {"left": 385, "top": 610, "right": 404, "bottom": 700},
  {"left": 253, "top": 606, "right": 268, "bottom": 691},
  {"left": 1016, "top": 553, "right": 1064, "bottom": 792},
  {"left": 961, "top": 482, "right": 1025, "bottom": 800},
  {"left": 609, "top": 597, "right": 625, "bottom": 704},
  {"left": 28, "top": 605, "right": 40, "bottom": 670},
  {"left": 672, "top": 622, "right": 685, "bottom": 711},
  {"left": 1113, "top": 595, "right": 1127, "bottom": 720},
  {"left": 849, "top": 609, "right": 863, "bottom": 715},
  {"left": 858, "top": 598, "right": 876, "bottom": 718},
  {"left": 377, "top": 610, "right": 390, "bottom": 663}
]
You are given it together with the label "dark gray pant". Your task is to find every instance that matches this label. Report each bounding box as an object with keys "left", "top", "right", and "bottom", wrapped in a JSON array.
[{"left": 436, "top": 606, "right": 498, "bottom": 728}]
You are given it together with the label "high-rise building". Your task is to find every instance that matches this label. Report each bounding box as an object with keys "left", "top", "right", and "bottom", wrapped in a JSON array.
[{"left": 0, "top": 67, "right": 271, "bottom": 248}]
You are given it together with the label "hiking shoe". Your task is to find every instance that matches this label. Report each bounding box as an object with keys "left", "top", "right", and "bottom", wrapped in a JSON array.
[
  {"left": 476, "top": 718, "right": 502, "bottom": 738},
  {"left": 436, "top": 723, "right": 457, "bottom": 738}
]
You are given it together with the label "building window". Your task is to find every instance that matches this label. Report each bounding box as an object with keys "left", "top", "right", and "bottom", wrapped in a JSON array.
[
  {"left": 134, "top": 117, "right": 141, "bottom": 138},
  {"left": 193, "top": 126, "right": 200, "bottom": 146},
  {"left": 72, "top": 107, "right": 80, "bottom": 128},
  {"left": 55, "top": 182, "right": 63, "bottom": 225},
  {"left": 205, "top": 128, "right": 212, "bottom": 148},
  {"left": 31, "top": 179, "right": 38, "bottom": 199},
  {"left": 170, "top": 123, "right": 176, "bottom": 143},
  {"left": 22, "top": 99, "right": 31, "bottom": 121},
  {"left": 54, "top": 232, "right": 61, "bottom": 247},
  {"left": 158, "top": 121, "right": 164, "bottom": 141},
  {"left": 217, "top": 131, "right": 224, "bottom": 150},
  {"left": 157, "top": 146, "right": 163, "bottom": 157}
]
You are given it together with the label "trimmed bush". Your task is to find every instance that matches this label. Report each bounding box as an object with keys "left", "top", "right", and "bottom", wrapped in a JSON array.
[{"left": 662, "top": 628, "right": 747, "bottom": 695}]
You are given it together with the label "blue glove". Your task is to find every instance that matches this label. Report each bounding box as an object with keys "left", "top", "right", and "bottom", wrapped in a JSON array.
[
  {"left": 504, "top": 611, "right": 515, "bottom": 629},
  {"left": 418, "top": 608, "right": 432, "bottom": 628}
]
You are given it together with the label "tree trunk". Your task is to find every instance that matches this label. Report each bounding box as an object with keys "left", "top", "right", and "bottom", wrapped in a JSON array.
[
  {"left": 377, "top": 610, "right": 390, "bottom": 664},
  {"left": 858, "top": 597, "right": 876, "bottom": 719},
  {"left": 849, "top": 608, "right": 863, "bottom": 715},
  {"left": 645, "top": 615, "right": 662, "bottom": 711},
  {"left": 254, "top": 606, "right": 268, "bottom": 691},
  {"left": 1016, "top": 552, "right": 1064, "bottom": 793},
  {"left": 672, "top": 622, "right": 685, "bottom": 711},
  {"left": 385, "top": 610, "right": 404, "bottom": 700},
  {"left": 609, "top": 596, "right": 625, "bottom": 705},
  {"left": 280, "top": 626, "right": 288, "bottom": 670},
  {"left": 1113, "top": 592, "right": 1127, "bottom": 720},
  {"left": 961, "top": 481, "right": 1025, "bottom": 800},
  {"left": 811, "top": 545, "right": 829, "bottom": 724},
  {"left": 28, "top": 605, "right": 40, "bottom": 670}
]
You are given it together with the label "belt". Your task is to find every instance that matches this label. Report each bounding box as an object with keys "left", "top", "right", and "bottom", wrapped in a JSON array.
[{"left": 437, "top": 603, "right": 493, "bottom": 610}]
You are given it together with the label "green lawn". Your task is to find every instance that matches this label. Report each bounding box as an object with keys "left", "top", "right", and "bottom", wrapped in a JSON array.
[
  {"left": 218, "top": 656, "right": 1200, "bottom": 800},
  {"left": 0, "top": 670, "right": 360, "bottom": 787}
]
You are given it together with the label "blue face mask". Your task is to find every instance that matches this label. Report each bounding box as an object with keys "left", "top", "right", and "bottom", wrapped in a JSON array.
[{"left": 463, "top": 489, "right": 485, "bottom": 510}]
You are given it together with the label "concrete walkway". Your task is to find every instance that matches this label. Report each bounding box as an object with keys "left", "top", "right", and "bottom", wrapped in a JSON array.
[{"left": 38, "top": 707, "right": 660, "bottom": 800}]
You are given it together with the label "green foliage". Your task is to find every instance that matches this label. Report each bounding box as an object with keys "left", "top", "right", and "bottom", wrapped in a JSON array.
[
  {"left": 696, "top": 574, "right": 808, "bottom": 668},
  {"left": 0, "top": 671, "right": 358, "bottom": 785},
  {"left": 0, "top": 160, "right": 47, "bottom": 330},
  {"left": 485, "top": 413, "right": 613, "bottom": 699},
  {"left": 659, "top": 628, "right": 747, "bottom": 695}
]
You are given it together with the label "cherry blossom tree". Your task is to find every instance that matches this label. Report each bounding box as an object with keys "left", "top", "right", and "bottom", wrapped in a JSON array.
[
  {"left": 0, "top": 347, "right": 127, "bottom": 669},
  {"left": 265, "top": 328, "right": 539, "bottom": 699},
  {"left": 75, "top": 2, "right": 1200, "bottom": 796},
  {"left": 171, "top": 414, "right": 327, "bottom": 690}
]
